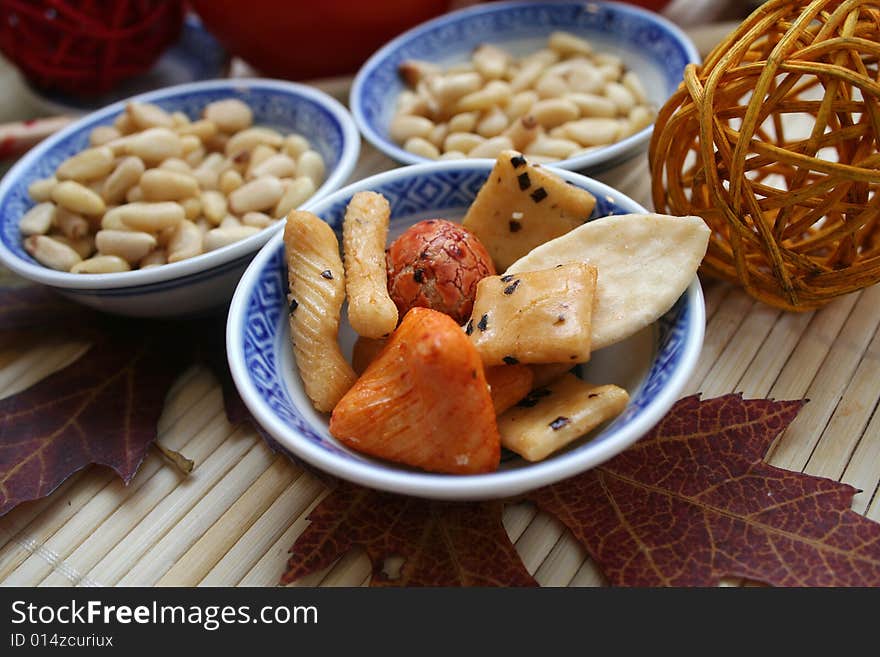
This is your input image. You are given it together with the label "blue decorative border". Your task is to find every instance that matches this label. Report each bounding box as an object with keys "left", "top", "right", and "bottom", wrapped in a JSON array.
[
  {"left": 352, "top": 0, "right": 699, "bottom": 171},
  {"left": 238, "top": 166, "right": 696, "bottom": 473},
  {"left": 0, "top": 83, "right": 348, "bottom": 297}
]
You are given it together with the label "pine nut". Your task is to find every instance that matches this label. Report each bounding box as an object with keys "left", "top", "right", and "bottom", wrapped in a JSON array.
[
  {"left": 114, "top": 112, "right": 136, "bottom": 134},
  {"left": 566, "top": 92, "right": 617, "bottom": 118},
  {"left": 622, "top": 71, "right": 649, "bottom": 104},
  {"left": 389, "top": 115, "right": 434, "bottom": 143},
  {"left": 505, "top": 91, "right": 539, "bottom": 120},
  {"left": 628, "top": 105, "right": 655, "bottom": 133},
  {"left": 535, "top": 73, "right": 569, "bottom": 99},
  {"left": 503, "top": 115, "right": 539, "bottom": 150},
  {"left": 219, "top": 169, "right": 243, "bottom": 195},
  {"left": 427, "top": 122, "right": 449, "bottom": 148},
  {"left": 296, "top": 151, "right": 325, "bottom": 187},
  {"left": 167, "top": 220, "right": 203, "bottom": 263},
  {"left": 476, "top": 107, "right": 509, "bottom": 138},
  {"left": 444, "top": 132, "right": 485, "bottom": 153},
  {"left": 225, "top": 127, "right": 283, "bottom": 157},
  {"left": 429, "top": 72, "right": 483, "bottom": 108},
  {"left": 24, "top": 235, "right": 82, "bottom": 271},
  {"left": 126, "top": 185, "right": 144, "bottom": 203},
  {"left": 140, "top": 169, "right": 199, "bottom": 201},
  {"left": 127, "top": 102, "right": 175, "bottom": 130},
  {"left": 524, "top": 135, "right": 581, "bottom": 159},
  {"left": 51, "top": 181, "right": 106, "bottom": 215},
  {"left": 89, "top": 125, "right": 121, "bottom": 146},
  {"left": 28, "top": 176, "right": 57, "bottom": 203},
  {"left": 204, "top": 99, "right": 253, "bottom": 133},
  {"left": 203, "top": 226, "right": 260, "bottom": 251},
  {"left": 185, "top": 145, "right": 206, "bottom": 168},
  {"left": 95, "top": 229, "right": 158, "bottom": 264},
  {"left": 158, "top": 158, "right": 191, "bottom": 174},
  {"left": 201, "top": 190, "right": 228, "bottom": 225},
  {"left": 101, "top": 207, "right": 131, "bottom": 230},
  {"left": 439, "top": 150, "right": 466, "bottom": 160},
  {"left": 398, "top": 59, "right": 442, "bottom": 86},
  {"left": 122, "top": 128, "right": 183, "bottom": 164},
  {"left": 72, "top": 255, "right": 130, "bottom": 274},
  {"left": 561, "top": 118, "right": 623, "bottom": 146},
  {"left": 604, "top": 82, "right": 636, "bottom": 114},
  {"left": 456, "top": 80, "right": 511, "bottom": 112},
  {"left": 56, "top": 146, "right": 115, "bottom": 182},
  {"left": 228, "top": 176, "right": 284, "bottom": 214},
  {"left": 509, "top": 59, "right": 546, "bottom": 94},
  {"left": 139, "top": 249, "right": 167, "bottom": 268},
  {"left": 55, "top": 207, "right": 90, "bottom": 239},
  {"left": 549, "top": 31, "right": 593, "bottom": 57},
  {"left": 282, "top": 134, "right": 310, "bottom": 159},
  {"left": 19, "top": 202, "right": 56, "bottom": 235},
  {"left": 176, "top": 119, "right": 217, "bottom": 141},
  {"left": 242, "top": 211, "right": 273, "bottom": 228},
  {"left": 220, "top": 215, "right": 242, "bottom": 229},
  {"left": 473, "top": 44, "right": 509, "bottom": 80},
  {"left": 117, "top": 202, "right": 185, "bottom": 231},
  {"left": 402, "top": 136, "right": 439, "bottom": 159},
  {"left": 468, "top": 135, "right": 514, "bottom": 158},
  {"left": 566, "top": 65, "right": 603, "bottom": 94},
  {"left": 530, "top": 98, "right": 579, "bottom": 128},
  {"left": 274, "top": 176, "right": 315, "bottom": 218},
  {"left": 448, "top": 112, "right": 479, "bottom": 133},
  {"left": 179, "top": 134, "right": 202, "bottom": 155},
  {"left": 102, "top": 157, "right": 145, "bottom": 204},
  {"left": 53, "top": 234, "right": 95, "bottom": 259},
  {"left": 171, "top": 111, "right": 190, "bottom": 127},
  {"left": 181, "top": 196, "right": 202, "bottom": 220},
  {"left": 249, "top": 153, "right": 297, "bottom": 180}
]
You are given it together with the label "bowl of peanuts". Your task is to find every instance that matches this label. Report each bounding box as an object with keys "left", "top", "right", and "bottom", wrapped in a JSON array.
[
  {"left": 0, "top": 78, "right": 360, "bottom": 318},
  {"left": 351, "top": 0, "right": 699, "bottom": 174}
]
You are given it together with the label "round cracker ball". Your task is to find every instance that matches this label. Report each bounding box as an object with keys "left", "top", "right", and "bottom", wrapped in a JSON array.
[{"left": 386, "top": 219, "right": 496, "bottom": 324}]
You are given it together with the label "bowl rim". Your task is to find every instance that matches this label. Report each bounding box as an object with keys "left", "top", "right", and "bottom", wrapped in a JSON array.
[
  {"left": 0, "top": 78, "right": 360, "bottom": 291},
  {"left": 349, "top": 0, "right": 700, "bottom": 173},
  {"left": 226, "top": 159, "right": 706, "bottom": 500}
]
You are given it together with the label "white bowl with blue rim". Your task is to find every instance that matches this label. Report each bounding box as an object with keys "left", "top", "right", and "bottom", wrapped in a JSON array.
[
  {"left": 351, "top": 0, "right": 699, "bottom": 176},
  {"left": 0, "top": 78, "right": 360, "bottom": 318},
  {"left": 227, "top": 160, "right": 705, "bottom": 500}
]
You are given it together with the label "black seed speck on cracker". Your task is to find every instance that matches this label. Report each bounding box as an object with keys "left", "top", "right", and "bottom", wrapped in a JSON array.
[
  {"left": 465, "top": 319, "right": 474, "bottom": 336},
  {"left": 530, "top": 187, "right": 548, "bottom": 203},
  {"left": 509, "top": 220, "right": 522, "bottom": 233},
  {"left": 413, "top": 268, "right": 424, "bottom": 283},
  {"left": 320, "top": 269, "right": 333, "bottom": 280},
  {"left": 502, "top": 356, "right": 519, "bottom": 365},
  {"left": 517, "top": 172, "right": 531, "bottom": 191},
  {"left": 510, "top": 154, "right": 527, "bottom": 168},
  {"left": 288, "top": 298, "right": 298, "bottom": 313},
  {"left": 477, "top": 313, "right": 489, "bottom": 332},
  {"left": 503, "top": 279, "right": 520, "bottom": 295},
  {"left": 500, "top": 274, "right": 514, "bottom": 282},
  {"left": 588, "top": 393, "right": 599, "bottom": 398},
  {"left": 550, "top": 416, "right": 570, "bottom": 430}
]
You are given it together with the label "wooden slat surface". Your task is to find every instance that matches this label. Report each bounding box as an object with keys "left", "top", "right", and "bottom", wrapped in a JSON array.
[
  {"left": 3, "top": 23, "right": 880, "bottom": 583},
  {"left": 2, "top": 143, "right": 878, "bottom": 587}
]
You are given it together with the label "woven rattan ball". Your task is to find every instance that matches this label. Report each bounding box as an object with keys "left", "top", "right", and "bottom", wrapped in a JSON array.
[{"left": 650, "top": 0, "right": 880, "bottom": 311}]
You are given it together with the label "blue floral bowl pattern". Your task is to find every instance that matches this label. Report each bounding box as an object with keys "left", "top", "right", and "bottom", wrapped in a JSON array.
[
  {"left": 351, "top": 1, "right": 700, "bottom": 176},
  {"left": 0, "top": 79, "right": 360, "bottom": 318},
  {"left": 227, "top": 161, "right": 705, "bottom": 500}
]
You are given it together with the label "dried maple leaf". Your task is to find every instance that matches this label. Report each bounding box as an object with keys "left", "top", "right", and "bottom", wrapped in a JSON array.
[
  {"left": 0, "top": 285, "right": 254, "bottom": 516},
  {"left": 528, "top": 394, "right": 880, "bottom": 587},
  {"left": 282, "top": 483, "right": 537, "bottom": 586}
]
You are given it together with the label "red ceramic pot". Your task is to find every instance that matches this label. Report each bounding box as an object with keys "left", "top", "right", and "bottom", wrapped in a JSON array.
[{"left": 190, "top": 0, "right": 454, "bottom": 79}]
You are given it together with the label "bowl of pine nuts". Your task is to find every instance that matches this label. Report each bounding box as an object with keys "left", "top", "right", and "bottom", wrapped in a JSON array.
[
  {"left": 351, "top": 1, "right": 699, "bottom": 174},
  {"left": 0, "top": 78, "right": 360, "bottom": 318}
]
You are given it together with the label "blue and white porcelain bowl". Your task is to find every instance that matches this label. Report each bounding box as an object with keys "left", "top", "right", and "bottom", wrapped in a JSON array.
[
  {"left": 351, "top": 1, "right": 699, "bottom": 176},
  {"left": 0, "top": 79, "right": 360, "bottom": 318},
  {"left": 227, "top": 160, "right": 705, "bottom": 500}
]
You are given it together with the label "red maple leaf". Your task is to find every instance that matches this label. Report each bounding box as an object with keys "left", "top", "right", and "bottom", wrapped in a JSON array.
[
  {"left": 282, "top": 484, "right": 536, "bottom": 586},
  {"left": 0, "top": 286, "right": 256, "bottom": 516},
  {"left": 527, "top": 394, "right": 880, "bottom": 586}
]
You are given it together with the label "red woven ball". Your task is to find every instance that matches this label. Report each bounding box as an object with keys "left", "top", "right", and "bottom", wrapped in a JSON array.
[{"left": 0, "top": 0, "right": 185, "bottom": 96}]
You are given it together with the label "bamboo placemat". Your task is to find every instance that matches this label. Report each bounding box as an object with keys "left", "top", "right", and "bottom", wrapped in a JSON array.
[{"left": 1, "top": 140, "right": 878, "bottom": 588}]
